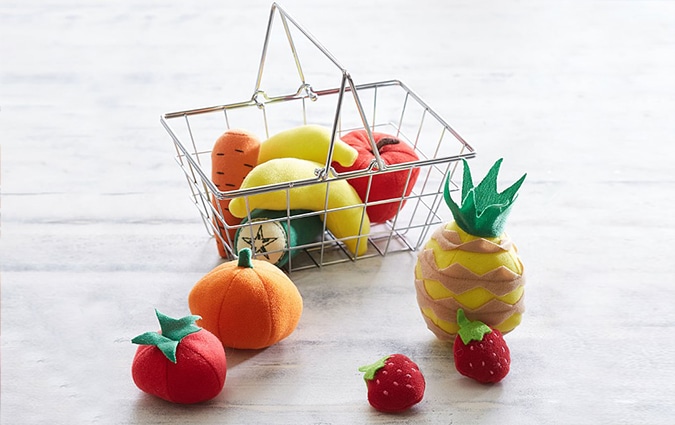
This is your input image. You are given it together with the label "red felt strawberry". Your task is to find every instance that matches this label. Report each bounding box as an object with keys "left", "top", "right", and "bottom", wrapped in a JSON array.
[
  {"left": 131, "top": 309, "right": 227, "bottom": 404},
  {"left": 453, "top": 309, "right": 510, "bottom": 384},
  {"left": 358, "top": 354, "right": 426, "bottom": 413}
]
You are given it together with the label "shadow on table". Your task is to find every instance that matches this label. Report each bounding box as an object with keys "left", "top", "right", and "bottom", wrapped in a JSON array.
[{"left": 130, "top": 392, "right": 230, "bottom": 422}]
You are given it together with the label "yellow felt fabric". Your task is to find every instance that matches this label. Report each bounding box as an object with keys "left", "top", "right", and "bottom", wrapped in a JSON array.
[
  {"left": 421, "top": 307, "right": 522, "bottom": 336},
  {"left": 257, "top": 124, "right": 358, "bottom": 167},
  {"left": 428, "top": 222, "right": 523, "bottom": 275},
  {"left": 414, "top": 220, "right": 526, "bottom": 339},
  {"left": 229, "top": 157, "right": 370, "bottom": 256},
  {"left": 423, "top": 279, "right": 524, "bottom": 308}
]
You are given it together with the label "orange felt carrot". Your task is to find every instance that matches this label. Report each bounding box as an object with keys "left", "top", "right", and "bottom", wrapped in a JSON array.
[{"left": 211, "top": 129, "right": 261, "bottom": 258}]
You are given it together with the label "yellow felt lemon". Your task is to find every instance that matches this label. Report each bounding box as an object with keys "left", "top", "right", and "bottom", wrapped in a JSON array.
[
  {"left": 229, "top": 157, "right": 370, "bottom": 256},
  {"left": 257, "top": 125, "right": 358, "bottom": 168}
]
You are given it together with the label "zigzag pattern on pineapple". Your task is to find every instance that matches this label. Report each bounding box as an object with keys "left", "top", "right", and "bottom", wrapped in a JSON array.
[{"left": 415, "top": 158, "right": 527, "bottom": 340}]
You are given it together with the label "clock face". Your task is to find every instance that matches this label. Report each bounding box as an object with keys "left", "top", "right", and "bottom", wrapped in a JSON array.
[{"left": 235, "top": 219, "right": 287, "bottom": 265}]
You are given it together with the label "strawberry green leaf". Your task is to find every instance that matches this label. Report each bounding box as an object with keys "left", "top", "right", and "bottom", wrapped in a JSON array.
[
  {"left": 131, "top": 309, "right": 202, "bottom": 363},
  {"left": 456, "top": 309, "right": 492, "bottom": 345},
  {"left": 358, "top": 355, "right": 390, "bottom": 381}
]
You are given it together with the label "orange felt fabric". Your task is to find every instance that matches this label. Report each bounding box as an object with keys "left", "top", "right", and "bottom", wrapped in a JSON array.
[
  {"left": 188, "top": 254, "right": 303, "bottom": 350},
  {"left": 211, "top": 129, "right": 261, "bottom": 257}
]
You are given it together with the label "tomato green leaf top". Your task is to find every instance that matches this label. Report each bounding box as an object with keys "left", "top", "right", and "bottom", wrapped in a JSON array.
[{"left": 131, "top": 309, "right": 202, "bottom": 363}]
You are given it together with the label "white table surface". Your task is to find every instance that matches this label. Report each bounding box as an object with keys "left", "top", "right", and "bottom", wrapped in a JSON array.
[{"left": 2, "top": 0, "right": 675, "bottom": 424}]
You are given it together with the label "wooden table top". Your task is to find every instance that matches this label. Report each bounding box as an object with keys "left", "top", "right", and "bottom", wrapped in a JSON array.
[{"left": 2, "top": 0, "right": 674, "bottom": 423}]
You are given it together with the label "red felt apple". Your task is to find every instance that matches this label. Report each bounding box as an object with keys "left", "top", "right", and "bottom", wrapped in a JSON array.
[{"left": 332, "top": 130, "right": 420, "bottom": 223}]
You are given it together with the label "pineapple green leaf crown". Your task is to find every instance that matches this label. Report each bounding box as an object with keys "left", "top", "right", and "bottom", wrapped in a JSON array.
[{"left": 443, "top": 158, "right": 526, "bottom": 238}]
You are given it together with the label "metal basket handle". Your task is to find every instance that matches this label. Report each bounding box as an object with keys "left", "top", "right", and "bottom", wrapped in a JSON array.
[{"left": 252, "top": 2, "right": 387, "bottom": 179}]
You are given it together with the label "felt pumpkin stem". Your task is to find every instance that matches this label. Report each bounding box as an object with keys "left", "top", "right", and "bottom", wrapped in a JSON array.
[
  {"left": 456, "top": 309, "right": 492, "bottom": 345},
  {"left": 131, "top": 309, "right": 202, "bottom": 363},
  {"left": 237, "top": 248, "right": 254, "bottom": 268}
]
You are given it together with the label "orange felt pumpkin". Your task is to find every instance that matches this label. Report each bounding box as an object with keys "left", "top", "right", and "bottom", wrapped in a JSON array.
[
  {"left": 188, "top": 248, "right": 303, "bottom": 350},
  {"left": 211, "top": 129, "right": 261, "bottom": 258}
]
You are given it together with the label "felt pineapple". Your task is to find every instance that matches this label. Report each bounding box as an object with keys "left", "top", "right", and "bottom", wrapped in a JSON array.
[{"left": 415, "top": 158, "right": 527, "bottom": 341}]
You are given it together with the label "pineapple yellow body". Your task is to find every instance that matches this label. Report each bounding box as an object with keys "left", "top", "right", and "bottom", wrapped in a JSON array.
[
  {"left": 415, "top": 158, "right": 527, "bottom": 341},
  {"left": 415, "top": 221, "right": 525, "bottom": 340}
]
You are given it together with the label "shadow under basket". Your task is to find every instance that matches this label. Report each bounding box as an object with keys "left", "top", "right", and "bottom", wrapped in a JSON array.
[{"left": 160, "top": 3, "right": 475, "bottom": 272}]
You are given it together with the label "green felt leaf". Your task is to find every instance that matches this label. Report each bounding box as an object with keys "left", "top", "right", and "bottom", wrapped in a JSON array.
[
  {"left": 444, "top": 158, "right": 526, "bottom": 238},
  {"left": 131, "top": 309, "right": 202, "bottom": 363},
  {"left": 155, "top": 310, "right": 201, "bottom": 341},
  {"left": 456, "top": 309, "right": 492, "bottom": 345},
  {"left": 132, "top": 332, "right": 180, "bottom": 363},
  {"left": 461, "top": 158, "right": 474, "bottom": 204},
  {"left": 358, "top": 355, "right": 390, "bottom": 381}
]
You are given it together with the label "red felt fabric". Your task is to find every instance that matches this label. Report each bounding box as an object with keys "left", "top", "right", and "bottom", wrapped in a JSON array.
[
  {"left": 364, "top": 354, "right": 425, "bottom": 413},
  {"left": 453, "top": 329, "right": 510, "bottom": 384},
  {"left": 333, "top": 130, "right": 420, "bottom": 223},
  {"left": 132, "top": 329, "right": 227, "bottom": 404}
]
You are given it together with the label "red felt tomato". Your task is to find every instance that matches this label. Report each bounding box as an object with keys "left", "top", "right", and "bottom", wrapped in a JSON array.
[
  {"left": 131, "top": 310, "right": 227, "bottom": 404},
  {"left": 332, "top": 130, "right": 420, "bottom": 223}
]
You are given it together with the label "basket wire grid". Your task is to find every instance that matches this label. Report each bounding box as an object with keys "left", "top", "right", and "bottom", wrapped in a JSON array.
[{"left": 160, "top": 3, "right": 476, "bottom": 271}]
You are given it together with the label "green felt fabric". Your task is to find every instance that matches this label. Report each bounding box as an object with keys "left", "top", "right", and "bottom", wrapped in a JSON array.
[
  {"left": 456, "top": 309, "right": 492, "bottom": 345},
  {"left": 358, "top": 355, "right": 389, "bottom": 381},
  {"left": 237, "top": 247, "right": 254, "bottom": 268},
  {"left": 235, "top": 209, "right": 323, "bottom": 267},
  {"left": 131, "top": 309, "right": 201, "bottom": 363},
  {"left": 444, "top": 158, "right": 526, "bottom": 238}
]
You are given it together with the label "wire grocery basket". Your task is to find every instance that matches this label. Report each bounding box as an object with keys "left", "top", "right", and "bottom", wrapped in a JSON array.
[{"left": 161, "top": 3, "right": 476, "bottom": 272}]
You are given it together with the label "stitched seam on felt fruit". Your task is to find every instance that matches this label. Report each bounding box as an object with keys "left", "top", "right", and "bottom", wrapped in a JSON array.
[
  {"left": 163, "top": 351, "right": 174, "bottom": 402},
  {"left": 232, "top": 265, "right": 274, "bottom": 348},
  {"left": 216, "top": 267, "right": 239, "bottom": 342},
  {"left": 187, "top": 343, "right": 223, "bottom": 390},
  {"left": 263, "top": 272, "right": 275, "bottom": 347},
  {"left": 134, "top": 346, "right": 159, "bottom": 394}
]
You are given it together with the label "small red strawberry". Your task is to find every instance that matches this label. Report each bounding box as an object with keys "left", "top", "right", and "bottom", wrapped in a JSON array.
[
  {"left": 453, "top": 309, "right": 510, "bottom": 383},
  {"left": 358, "top": 354, "right": 426, "bottom": 413}
]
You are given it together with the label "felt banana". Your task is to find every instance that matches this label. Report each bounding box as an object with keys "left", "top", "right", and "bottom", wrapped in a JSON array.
[
  {"left": 229, "top": 157, "right": 370, "bottom": 256},
  {"left": 257, "top": 124, "right": 358, "bottom": 168}
]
